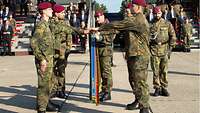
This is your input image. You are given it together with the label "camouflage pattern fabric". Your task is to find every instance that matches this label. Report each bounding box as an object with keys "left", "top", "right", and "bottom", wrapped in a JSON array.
[
  {"left": 149, "top": 18, "right": 176, "bottom": 57},
  {"left": 150, "top": 55, "right": 168, "bottom": 89},
  {"left": 98, "top": 46, "right": 113, "bottom": 93},
  {"left": 182, "top": 23, "right": 193, "bottom": 48},
  {"left": 100, "top": 13, "right": 150, "bottom": 57},
  {"left": 149, "top": 18, "right": 176, "bottom": 89},
  {"left": 97, "top": 30, "right": 116, "bottom": 93},
  {"left": 99, "top": 13, "right": 150, "bottom": 108},
  {"left": 127, "top": 56, "right": 150, "bottom": 108},
  {"left": 31, "top": 19, "right": 54, "bottom": 111},
  {"left": 50, "top": 18, "right": 73, "bottom": 92}
]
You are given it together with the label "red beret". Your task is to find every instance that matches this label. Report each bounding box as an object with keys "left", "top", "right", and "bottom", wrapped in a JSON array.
[
  {"left": 127, "top": 3, "right": 133, "bottom": 8},
  {"left": 95, "top": 11, "right": 104, "bottom": 17},
  {"left": 53, "top": 4, "right": 65, "bottom": 13},
  {"left": 153, "top": 6, "right": 161, "bottom": 14},
  {"left": 38, "top": 2, "right": 52, "bottom": 10},
  {"left": 132, "top": 0, "right": 147, "bottom": 7}
]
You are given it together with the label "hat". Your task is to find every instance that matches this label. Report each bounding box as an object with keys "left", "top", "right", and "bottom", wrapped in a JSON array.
[
  {"left": 53, "top": 4, "right": 65, "bottom": 13},
  {"left": 95, "top": 10, "right": 104, "bottom": 17},
  {"left": 38, "top": 2, "right": 52, "bottom": 10},
  {"left": 127, "top": 3, "right": 133, "bottom": 8},
  {"left": 153, "top": 6, "right": 161, "bottom": 14},
  {"left": 132, "top": 0, "right": 147, "bottom": 7}
]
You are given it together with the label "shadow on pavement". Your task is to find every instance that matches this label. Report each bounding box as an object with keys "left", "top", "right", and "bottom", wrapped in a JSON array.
[
  {"left": 0, "top": 85, "right": 36, "bottom": 110},
  {"left": 65, "top": 83, "right": 132, "bottom": 93},
  {"left": 67, "top": 96, "right": 126, "bottom": 108},
  {"left": 168, "top": 71, "right": 200, "bottom": 76},
  {"left": 53, "top": 96, "right": 123, "bottom": 113},
  {"left": 68, "top": 61, "right": 88, "bottom": 66},
  {"left": 61, "top": 103, "right": 112, "bottom": 113},
  {"left": 0, "top": 108, "right": 18, "bottom": 113},
  {"left": 148, "top": 70, "right": 200, "bottom": 76}
]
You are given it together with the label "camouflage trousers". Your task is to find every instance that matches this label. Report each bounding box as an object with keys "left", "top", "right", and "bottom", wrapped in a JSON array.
[
  {"left": 150, "top": 55, "right": 168, "bottom": 89},
  {"left": 127, "top": 56, "right": 150, "bottom": 108},
  {"left": 184, "top": 36, "right": 191, "bottom": 48},
  {"left": 35, "top": 60, "right": 53, "bottom": 111},
  {"left": 98, "top": 47, "right": 113, "bottom": 93},
  {"left": 53, "top": 57, "right": 68, "bottom": 92}
]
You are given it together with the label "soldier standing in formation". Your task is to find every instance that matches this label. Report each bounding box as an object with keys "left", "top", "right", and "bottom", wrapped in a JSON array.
[
  {"left": 50, "top": 4, "right": 73, "bottom": 98},
  {"left": 30, "top": 2, "right": 59, "bottom": 113},
  {"left": 149, "top": 6, "right": 176, "bottom": 97},
  {"left": 182, "top": 17, "right": 193, "bottom": 52},
  {"left": 93, "top": 0, "right": 151, "bottom": 112},
  {"left": 94, "top": 11, "right": 116, "bottom": 102}
]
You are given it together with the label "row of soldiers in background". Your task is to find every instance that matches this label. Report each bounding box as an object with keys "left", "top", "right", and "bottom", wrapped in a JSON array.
[
  {"left": 0, "top": 0, "right": 32, "bottom": 17},
  {"left": 123, "top": 1, "right": 193, "bottom": 52},
  {"left": 0, "top": 14, "right": 16, "bottom": 56}
]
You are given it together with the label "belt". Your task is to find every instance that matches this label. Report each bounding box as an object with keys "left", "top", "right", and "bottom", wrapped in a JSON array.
[{"left": 150, "top": 41, "right": 169, "bottom": 46}]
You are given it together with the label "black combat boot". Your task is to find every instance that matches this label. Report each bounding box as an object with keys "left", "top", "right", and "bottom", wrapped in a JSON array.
[
  {"left": 161, "top": 88, "right": 170, "bottom": 96},
  {"left": 56, "top": 91, "right": 67, "bottom": 99},
  {"left": 153, "top": 88, "right": 161, "bottom": 96},
  {"left": 126, "top": 99, "right": 139, "bottom": 110},
  {"left": 49, "top": 100, "right": 61, "bottom": 108},
  {"left": 100, "top": 92, "right": 111, "bottom": 102},
  {"left": 139, "top": 107, "right": 150, "bottom": 113},
  {"left": 46, "top": 102, "right": 60, "bottom": 112},
  {"left": 38, "top": 110, "right": 46, "bottom": 113}
]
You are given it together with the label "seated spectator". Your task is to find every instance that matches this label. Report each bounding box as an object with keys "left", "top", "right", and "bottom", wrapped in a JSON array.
[
  {"left": 3, "top": 7, "right": 10, "bottom": 19},
  {"left": 148, "top": 8, "right": 154, "bottom": 22},
  {"left": 8, "top": 14, "right": 16, "bottom": 32},
  {"left": 80, "top": 21, "right": 87, "bottom": 52},
  {"left": 20, "top": 0, "right": 28, "bottom": 16},
  {"left": 71, "top": 13, "right": 80, "bottom": 28},
  {"left": 79, "top": 10, "right": 87, "bottom": 22},
  {"left": 66, "top": 10, "right": 72, "bottom": 22},
  {"left": 78, "top": 0, "right": 87, "bottom": 12},
  {"left": 1, "top": 19, "right": 13, "bottom": 55},
  {"left": 168, "top": 5, "right": 177, "bottom": 19},
  {"left": 67, "top": 2, "right": 76, "bottom": 14},
  {"left": 9, "top": 0, "right": 16, "bottom": 17}
]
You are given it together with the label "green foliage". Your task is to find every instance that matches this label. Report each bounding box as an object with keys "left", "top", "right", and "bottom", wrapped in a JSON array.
[
  {"left": 94, "top": 2, "right": 108, "bottom": 13},
  {"left": 148, "top": 0, "right": 157, "bottom": 4}
]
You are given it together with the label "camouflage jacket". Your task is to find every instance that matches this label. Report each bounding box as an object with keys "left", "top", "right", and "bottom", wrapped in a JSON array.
[
  {"left": 182, "top": 23, "right": 193, "bottom": 37},
  {"left": 97, "top": 29, "right": 117, "bottom": 57},
  {"left": 97, "top": 20, "right": 117, "bottom": 47},
  {"left": 99, "top": 13, "right": 150, "bottom": 57},
  {"left": 31, "top": 19, "right": 54, "bottom": 67},
  {"left": 149, "top": 18, "right": 176, "bottom": 56},
  {"left": 50, "top": 18, "right": 73, "bottom": 59}
]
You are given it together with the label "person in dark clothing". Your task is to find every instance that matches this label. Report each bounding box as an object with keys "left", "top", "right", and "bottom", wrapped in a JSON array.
[
  {"left": 20, "top": 0, "right": 28, "bottom": 16},
  {"left": 1, "top": 19, "right": 13, "bottom": 55}
]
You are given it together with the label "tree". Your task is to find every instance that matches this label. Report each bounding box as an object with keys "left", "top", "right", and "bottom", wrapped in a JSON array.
[{"left": 94, "top": 2, "right": 108, "bottom": 13}]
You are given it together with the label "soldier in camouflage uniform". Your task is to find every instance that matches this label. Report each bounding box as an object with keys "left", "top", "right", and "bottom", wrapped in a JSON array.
[
  {"left": 182, "top": 17, "right": 193, "bottom": 52},
  {"left": 30, "top": 2, "right": 59, "bottom": 113},
  {"left": 93, "top": 0, "right": 151, "bottom": 112},
  {"left": 49, "top": 4, "right": 73, "bottom": 99},
  {"left": 94, "top": 11, "right": 116, "bottom": 102},
  {"left": 149, "top": 6, "right": 176, "bottom": 97}
]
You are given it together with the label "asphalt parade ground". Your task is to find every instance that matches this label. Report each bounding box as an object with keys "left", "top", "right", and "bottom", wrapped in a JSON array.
[{"left": 0, "top": 49, "right": 199, "bottom": 113}]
